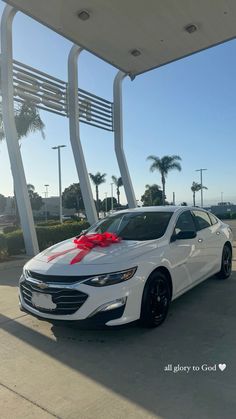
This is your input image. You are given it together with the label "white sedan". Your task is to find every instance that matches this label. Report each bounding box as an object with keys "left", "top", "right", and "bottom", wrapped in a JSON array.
[{"left": 19, "top": 207, "right": 233, "bottom": 328}]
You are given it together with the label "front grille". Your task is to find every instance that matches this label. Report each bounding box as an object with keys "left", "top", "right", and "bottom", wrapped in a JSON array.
[
  {"left": 28, "top": 270, "right": 92, "bottom": 284},
  {"left": 20, "top": 280, "right": 88, "bottom": 315}
]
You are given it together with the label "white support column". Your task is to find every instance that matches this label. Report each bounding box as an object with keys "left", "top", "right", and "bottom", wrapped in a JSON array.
[
  {"left": 67, "top": 45, "right": 98, "bottom": 225},
  {"left": 113, "top": 71, "right": 137, "bottom": 208},
  {"left": 1, "top": 5, "right": 39, "bottom": 255}
]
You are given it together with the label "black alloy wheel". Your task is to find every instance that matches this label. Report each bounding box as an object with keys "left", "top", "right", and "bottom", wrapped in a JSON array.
[
  {"left": 140, "top": 271, "right": 171, "bottom": 328},
  {"left": 216, "top": 244, "right": 232, "bottom": 279}
]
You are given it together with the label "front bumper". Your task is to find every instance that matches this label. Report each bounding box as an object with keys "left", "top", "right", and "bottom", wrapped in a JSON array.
[
  {"left": 19, "top": 270, "right": 144, "bottom": 326},
  {"left": 20, "top": 300, "right": 126, "bottom": 328}
]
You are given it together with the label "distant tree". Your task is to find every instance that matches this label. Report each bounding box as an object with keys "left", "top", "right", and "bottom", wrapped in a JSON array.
[
  {"left": 62, "top": 183, "right": 85, "bottom": 212},
  {"left": 0, "top": 194, "right": 6, "bottom": 213},
  {"left": 191, "top": 182, "right": 208, "bottom": 206},
  {"left": 89, "top": 172, "right": 106, "bottom": 214},
  {"left": 181, "top": 202, "right": 188, "bottom": 206},
  {"left": 101, "top": 197, "right": 117, "bottom": 212},
  {"left": 27, "top": 184, "right": 43, "bottom": 211},
  {"left": 141, "top": 184, "right": 163, "bottom": 206},
  {"left": 12, "top": 184, "right": 43, "bottom": 222},
  {"left": 0, "top": 101, "right": 45, "bottom": 225},
  {"left": 147, "top": 155, "right": 182, "bottom": 205},
  {"left": 111, "top": 176, "right": 123, "bottom": 205}
]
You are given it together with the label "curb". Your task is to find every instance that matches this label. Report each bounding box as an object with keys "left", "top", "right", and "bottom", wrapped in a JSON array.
[{"left": 0, "top": 258, "right": 30, "bottom": 271}]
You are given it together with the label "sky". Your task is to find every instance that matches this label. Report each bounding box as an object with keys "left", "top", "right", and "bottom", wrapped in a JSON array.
[{"left": 1, "top": 2, "right": 236, "bottom": 207}]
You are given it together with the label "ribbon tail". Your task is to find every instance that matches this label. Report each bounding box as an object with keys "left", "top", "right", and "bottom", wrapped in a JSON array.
[
  {"left": 47, "top": 247, "right": 75, "bottom": 262},
  {"left": 70, "top": 248, "right": 91, "bottom": 265}
]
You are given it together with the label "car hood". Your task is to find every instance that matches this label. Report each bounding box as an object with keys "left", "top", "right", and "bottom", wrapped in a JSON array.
[{"left": 35, "top": 236, "right": 158, "bottom": 266}]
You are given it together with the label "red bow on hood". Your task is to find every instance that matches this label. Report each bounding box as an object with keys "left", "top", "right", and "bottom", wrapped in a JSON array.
[{"left": 47, "top": 232, "right": 121, "bottom": 265}]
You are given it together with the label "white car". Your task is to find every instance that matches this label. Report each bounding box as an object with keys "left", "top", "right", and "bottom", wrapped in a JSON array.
[{"left": 19, "top": 207, "right": 233, "bottom": 328}]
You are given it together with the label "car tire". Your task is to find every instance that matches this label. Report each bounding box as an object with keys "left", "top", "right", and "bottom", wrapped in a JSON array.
[
  {"left": 216, "top": 244, "right": 232, "bottom": 279},
  {"left": 140, "top": 271, "right": 171, "bottom": 328}
]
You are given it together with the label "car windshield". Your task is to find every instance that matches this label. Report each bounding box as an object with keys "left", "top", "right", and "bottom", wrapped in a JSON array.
[{"left": 86, "top": 211, "right": 173, "bottom": 241}]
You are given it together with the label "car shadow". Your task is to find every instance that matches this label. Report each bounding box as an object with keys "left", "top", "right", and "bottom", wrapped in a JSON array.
[{"left": 1, "top": 271, "right": 236, "bottom": 418}]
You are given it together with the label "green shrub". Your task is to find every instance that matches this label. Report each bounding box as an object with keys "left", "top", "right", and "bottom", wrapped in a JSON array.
[
  {"left": 3, "top": 225, "right": 18, "bottom": 234},
  {"left": 231, "top": 213, "right": 236, "bottom": 219},
  {"left": 5, "top": 221, "right": 90, "bottom": 255},
  {"left": 36, "top": 221, "right": 90, "bottom": 250},
  {"left": 5, "top": 230, "right": 25, "bottom": 255},
  {"left": 36, "top": 220, "right": 60, "bottom": 227},
  {"left": 0, "top": 234, "right": 7, "bottom": 258},
  {"left": 215, "top": 213, "right": 231, "bottom": 220}
]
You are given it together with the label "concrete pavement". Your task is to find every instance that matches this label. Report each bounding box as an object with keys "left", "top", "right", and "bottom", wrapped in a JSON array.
[{"left": 0, "top": 257, "right": 236, "bottom": 418}]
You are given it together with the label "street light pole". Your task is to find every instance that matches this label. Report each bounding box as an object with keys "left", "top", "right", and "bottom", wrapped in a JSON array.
[
  {"left": 195, "top": 168, "right": 207, "bottom": 207},
  {"left": 173, "top": 192, "right": 175, "bottom": 205},
  {"left": 52, "top": 145, "right": 66, "bottom": 223},
  {"left": 105, "top": 192, "right": 108, "bottom": 215},
  {"left": 44, "top": 184, "right": 49, "bottom": 222},
  {"left": 111, "top": 183, "right": 114, "bottom": 212}
]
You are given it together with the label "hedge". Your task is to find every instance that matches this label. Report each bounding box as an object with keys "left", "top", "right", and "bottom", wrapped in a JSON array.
[
  {"left": 2, "top": 225, "right": 18, "bottom": 234},
  {"left": 213, "top": 213, "right": 230, "bottom": 220},
  {"left": 36, "top": 219, "right": 80, "bottom": 227},
  {"left": 5, "top": 221, "right": 90, "bottom": 256},
  {"left": 36, "top": 220, "right": 61, "bottom": 227},
  {"left": 0, "top": 234, "right": 7, "bottom": 258}
]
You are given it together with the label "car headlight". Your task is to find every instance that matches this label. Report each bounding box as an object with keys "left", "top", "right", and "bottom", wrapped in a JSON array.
[{"left": 84, "top": 267, "right": 137, "bottom": 287}]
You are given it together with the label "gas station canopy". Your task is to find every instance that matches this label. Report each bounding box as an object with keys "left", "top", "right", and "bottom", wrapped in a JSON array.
[{"left": 4, "top": 0, "right": 236, "bottom": 77}]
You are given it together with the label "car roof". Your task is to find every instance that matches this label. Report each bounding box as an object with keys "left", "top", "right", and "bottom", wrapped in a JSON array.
[{"left": 110, "top": 206, "right": 211, "bottom": 215}]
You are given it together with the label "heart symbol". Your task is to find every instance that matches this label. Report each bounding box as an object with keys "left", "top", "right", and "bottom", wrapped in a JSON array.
[{"left": 218, "top": 363, "right": 226, "bottom": 371}]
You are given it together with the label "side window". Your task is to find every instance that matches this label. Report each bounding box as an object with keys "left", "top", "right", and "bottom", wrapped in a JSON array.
[
  {"left": 174, "top": 211, "right": 196, "bottom": 235},
  {"left": 192, "top": 210, "right": 212, "bottom": 231},
  {"left": 209, "top": 213, "right": 218, "bottom": 225}
]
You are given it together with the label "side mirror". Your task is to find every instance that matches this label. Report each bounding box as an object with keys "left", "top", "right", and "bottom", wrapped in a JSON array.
[{"left": 171, "top": 230, "right": 197, "bottom": 242}]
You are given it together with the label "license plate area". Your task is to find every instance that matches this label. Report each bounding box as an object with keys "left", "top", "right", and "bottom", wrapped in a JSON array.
[{"left": 31, "top": 292, "right": 56, "bottom": 310}]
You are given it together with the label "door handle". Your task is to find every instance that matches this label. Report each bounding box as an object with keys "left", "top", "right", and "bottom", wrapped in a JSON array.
[{"left": 198, "top": 238, "right": 203, "bottom": 243}]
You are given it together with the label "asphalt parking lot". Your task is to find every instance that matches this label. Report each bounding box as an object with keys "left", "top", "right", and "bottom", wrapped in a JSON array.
[{"left": 0, "top": 224, "right": 236, "bottom": 419}]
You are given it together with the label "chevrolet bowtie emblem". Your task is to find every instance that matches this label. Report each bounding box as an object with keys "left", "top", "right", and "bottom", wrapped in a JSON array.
[{"left": 36, "top": 281, "right": 49, "bottom": 289}]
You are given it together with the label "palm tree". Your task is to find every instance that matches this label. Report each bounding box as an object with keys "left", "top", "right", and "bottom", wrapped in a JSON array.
[
  {"left": 0, "top": 100, "right": 45, "bottom": 142},
  {"left": 191, "top": 182, "right": 208, "bottom": 206},
  {"left": 89, "top": 172, "right": 106, "bottom": 214},
  {"left": 147, "top": 155, "right": 182, "bottom": 205},
  {"left": 111, "top": 175, "right": 123, "bottom": 205}
]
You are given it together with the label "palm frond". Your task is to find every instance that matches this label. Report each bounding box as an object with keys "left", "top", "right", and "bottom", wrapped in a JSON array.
[{"left": 89, "top": 172, "right": 106, "bottom": 186}]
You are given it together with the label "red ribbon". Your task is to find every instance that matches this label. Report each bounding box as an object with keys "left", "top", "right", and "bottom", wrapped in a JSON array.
[{"left": 47, "top": 232, "right": 121, "bottom": 265}]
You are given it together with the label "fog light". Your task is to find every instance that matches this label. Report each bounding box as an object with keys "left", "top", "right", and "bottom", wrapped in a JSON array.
[{"left": 88, "top": 297, "right": 127, "bottom": 318}]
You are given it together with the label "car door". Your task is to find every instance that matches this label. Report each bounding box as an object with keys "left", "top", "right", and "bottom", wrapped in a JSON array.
[
  {"left": 169, "top": 210, "right": 204, "bottom": 296},
  {"left": 191, "top": 210, "right": 223, "bottom": 277}
]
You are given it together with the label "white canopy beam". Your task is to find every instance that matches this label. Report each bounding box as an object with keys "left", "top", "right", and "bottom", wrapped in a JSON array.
[
  {"left": 1, "top": 5, "right": 39, "bottom": 255},
  {"left": 113, "top": 71, "right": 137, "bottom": 208},
  {"left": 67, "top": 45, "right": 98, "bottom": 225}
]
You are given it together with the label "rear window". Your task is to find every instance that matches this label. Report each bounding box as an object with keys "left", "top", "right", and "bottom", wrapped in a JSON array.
[
  {"left": 192, "top": 210, "right": 212, "bottom": 231},
  {"left": 87, "top": 211, "right": 173, "bottom": 241},
  {"left": 209, "top": 213, "right": 218, "bottom": 225}
]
